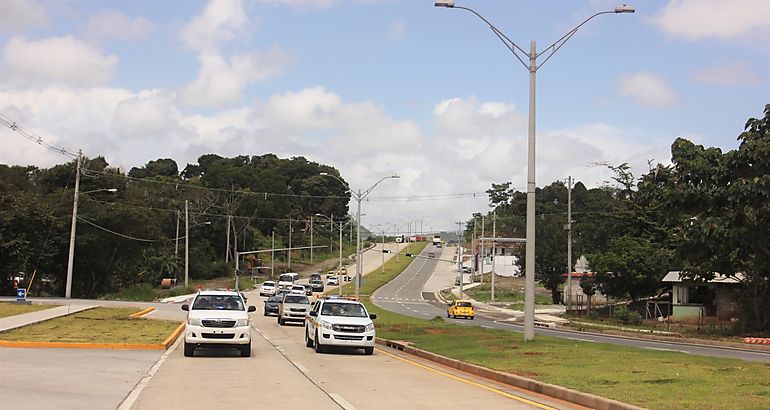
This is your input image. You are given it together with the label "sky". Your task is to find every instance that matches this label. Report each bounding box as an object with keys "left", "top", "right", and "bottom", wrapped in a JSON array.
[{"left": 1, "top": 0, "right": 769, "bottom": 234}]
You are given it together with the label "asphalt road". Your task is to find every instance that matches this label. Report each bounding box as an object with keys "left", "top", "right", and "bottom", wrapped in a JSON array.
[
  {"left": 372, "top": 245, "right": 770, "bottom": 364},
  {"left": 129, "top": 290, "right": 578, "bottom": 410}
]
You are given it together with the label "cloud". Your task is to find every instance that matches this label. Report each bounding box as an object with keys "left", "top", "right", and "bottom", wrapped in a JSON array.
[
  {"left": 256, "top": 0, "right": 390, "bottom": 11},
  {"left": 180, "top": 0, "right": 248, "bottom": 52},
  {"left": 1, "top": 36, "right": 118, "bottom": 87},
  {"left": 617, "top": 72, "right": 678, "bottom": 108},
  {"left": 694, "top": 62, "right": 760, "bottom": 86},
  {"left": 82, "top": 11, "right": 153, "bottom": 43},
  {"left": 0, "top": 0, "right": 49, "bottom": 33},
  {"left": 653, "top": 0, "right": 770, "bottom": 41},
  {"left": 181, "top": 48, "right": 294, "bottom": 107},
  {"left": 112, "top": 90, "right": 190, "bottom": 140}
]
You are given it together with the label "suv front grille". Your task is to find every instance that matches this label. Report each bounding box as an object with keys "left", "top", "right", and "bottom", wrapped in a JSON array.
[
  {"left": 202, "top": 333, "right": 235, "bottom": 339},
  {"left": 332, "top": 324, "right": 365, "bottom": 333},
  {"left": 202, "top": 319, "right": 236, "bottom": 328}
]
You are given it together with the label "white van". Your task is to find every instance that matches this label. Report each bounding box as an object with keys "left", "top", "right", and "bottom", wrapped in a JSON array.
[{"left": 277, "top": 272, "right": 300, "bottom": 289}]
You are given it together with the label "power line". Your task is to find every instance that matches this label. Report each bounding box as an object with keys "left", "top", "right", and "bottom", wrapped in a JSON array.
[
  {"left": 77, "top": 216, "right": 162, "bottom": 243},
  {"left": 0, "top": 114, "right": 78, "bottom": 159}
]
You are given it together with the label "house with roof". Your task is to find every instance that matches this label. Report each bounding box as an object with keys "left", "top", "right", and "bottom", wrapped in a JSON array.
[{"left": 662, "top": 271, "right": 742, "bottom": 321}]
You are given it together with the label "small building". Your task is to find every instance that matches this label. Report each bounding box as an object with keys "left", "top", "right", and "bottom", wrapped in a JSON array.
[{"left": 662, "top": 271, "right": 742, "bottom": 322}]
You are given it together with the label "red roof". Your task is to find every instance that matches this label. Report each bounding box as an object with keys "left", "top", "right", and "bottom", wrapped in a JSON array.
[{"left": 560, "top": 272, "right": 594, "bottom": 278}]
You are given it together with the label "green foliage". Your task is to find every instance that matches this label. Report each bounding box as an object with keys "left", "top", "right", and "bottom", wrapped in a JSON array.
[
  {"left": 614, "top": 306, "right": 643, "bottom": 325},
  {"left": 589, "top": 236, "right": 671, "bottom": 301}
]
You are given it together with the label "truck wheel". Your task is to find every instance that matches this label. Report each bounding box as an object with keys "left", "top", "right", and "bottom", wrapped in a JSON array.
[
  {"left": 240, "top": 342, "right": 251, "bottom": 357},
  {"left": 363, "top": 347, "right": 374, "bottom": 355},
  {"left": 278, "top": 316, "right": 284, "bottom": 326},
  {"left": 183, "top": 341, "right": 195, "bottom": 357},
  {"left": 305, "top": 328, "right": 314, "bottom": 347}
]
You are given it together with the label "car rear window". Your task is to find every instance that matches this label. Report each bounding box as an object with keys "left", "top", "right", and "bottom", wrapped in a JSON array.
[
  {"left": 457, "top": 302, "right": 472, "bottom": 307},
  {"left": 263, "top": 281, "right": 275, "bottom": 286}
]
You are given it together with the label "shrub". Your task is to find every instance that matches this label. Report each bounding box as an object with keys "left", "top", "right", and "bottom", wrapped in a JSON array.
[{"left": 615, "top": 306, "right": 643, "bottom": 325}]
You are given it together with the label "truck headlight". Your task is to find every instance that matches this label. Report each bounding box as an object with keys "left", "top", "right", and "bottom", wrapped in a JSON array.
[
  {"left": 187, "top": 318, "right": 201, "bottom": 326},
  {"left": 236, "top": 319, "right": 249, "bottom": 327},
  {"left": 365, "top": 323, "right": 375, "bottom": 332},
  {"left": 320, "top": 320, "right": 334, "bottom": 330}
]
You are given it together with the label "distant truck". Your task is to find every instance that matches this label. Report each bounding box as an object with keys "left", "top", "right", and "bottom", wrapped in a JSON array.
[{"left": 432, "top": 235, "right": 441, "bottom": 247}]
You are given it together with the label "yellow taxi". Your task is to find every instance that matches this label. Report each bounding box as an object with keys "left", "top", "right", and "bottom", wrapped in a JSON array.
[{"left": 447, "top": 300, "right": 474, "bottom": 320}]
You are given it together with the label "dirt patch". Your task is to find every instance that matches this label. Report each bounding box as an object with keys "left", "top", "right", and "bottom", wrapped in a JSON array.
[
  {"left": 424, "top": 328, "right": 447, "bottom": 335},
  {"left": 522, "top": 351, "right": 546, "bottom": 356}
]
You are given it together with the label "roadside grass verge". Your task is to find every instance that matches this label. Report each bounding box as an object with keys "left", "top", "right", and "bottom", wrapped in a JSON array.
[
  {"left": 0, "top": 301, "right": 57, "bottom": 319},
  {"left": 465, "top": 276, "right": 552, "bottom": 305},
  {"left": 358, "top": 244, "right": 770, "bottom": 410},
  {"left": 0, "top": 307, "right": 180, "bottom": 344},
  {"left": 335, "top": 242, "right": 428, "bottom": 297}
]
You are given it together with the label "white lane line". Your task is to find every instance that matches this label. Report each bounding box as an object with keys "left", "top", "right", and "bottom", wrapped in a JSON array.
[
  {"left": 645, "top": 346, "right": 690, "bottom": 354},
  {"left": 481, "top": 325, "right": 493, "bottom": 329},
  {"left": 329, "top": 393, "right": 357, "bottom": 410},
  {"left": 117, "top": 336, "right": 182, "bottom": 410},
  {"left": 564, "top": 337, "right": 595, "bottom": 343},
  {"left": 295, "top": 362, "right": 309, "bottom": 373}
]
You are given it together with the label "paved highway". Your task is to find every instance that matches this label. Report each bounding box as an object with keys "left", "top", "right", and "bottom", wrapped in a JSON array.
[{"left": 372, "top": 244, "right": 770, "bottom": 364}]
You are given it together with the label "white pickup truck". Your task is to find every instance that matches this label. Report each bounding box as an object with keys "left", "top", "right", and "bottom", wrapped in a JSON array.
[{"left": 305, "top": 297, "right": 377, "bottom": 355}]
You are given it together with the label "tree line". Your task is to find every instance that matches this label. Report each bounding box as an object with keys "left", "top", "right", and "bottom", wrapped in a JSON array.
[
  {"left": 0, "top": 153, "right": 351, "bottom": 298},
  {"left": 473, "top": 103, "right": 770, "bottom": 332}
]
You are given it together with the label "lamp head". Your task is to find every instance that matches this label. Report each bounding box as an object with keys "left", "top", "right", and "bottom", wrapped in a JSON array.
[
  {"left": 106, "top": 188, "right": 118, "bottom": 192},
  {"left": 319, "top": 172, "right": 329, "bottom": 176},
  {"left": 614, "top": 4, "right": 635, "bottom": 13},
  {"left": 434, "top": 0, "right": 455, "bottom": 8},
  {"left": 391, "top": 175, "right": 401, "bottom": 179}
]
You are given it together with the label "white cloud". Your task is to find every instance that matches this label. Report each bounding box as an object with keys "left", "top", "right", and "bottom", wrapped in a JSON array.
[
  {"left": 654, "top": 0, "right": 770, "bottom": 41},
  {"left": 618, "top": 72, "right": 678, "bottom": 108},
  {"left": 1, "top": 36, "right": 118, "bottom": 87},
  {"left": 112, "top": 90, "right": 189, "bottom": 140},
  {"left": 181, "top": 48, "right": 294, "bottom": 107},
  {"left": 0, "top": 0, "right": 49, "bottom": 33},
  {"left": 694, "top": 62, "right": 760, "bottom": 86},
  {"left": 180, "top": 0, "right": 248, "bottom": 52},
  {"left": 256, "top": 0, "right": 390, "bottom": 11},
  {"left": 82, "top": 11, "right": 153, "bottom": 43}
]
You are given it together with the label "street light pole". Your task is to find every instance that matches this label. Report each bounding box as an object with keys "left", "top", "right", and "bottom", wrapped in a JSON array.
[
  {"left": 434, "top": 0, "right": 634, "bottom": 341},
  {"left": 185, "top": 200, "right": 190, "bottom": 288},
  {"left": 65, "top": 150, "right": 83, "bottom": 299},
  {"left": 566, "top": 175, "right": 573, "bottom": 312}
]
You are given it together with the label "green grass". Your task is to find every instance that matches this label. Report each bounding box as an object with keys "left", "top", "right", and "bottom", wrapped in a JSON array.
[
  {"left": 354, "top": 243, "right": 770, "bottom": 410},
  {"left": 0, "top": 302, "right": 57, "bottom": 319},
  {"left": 465, "top": 276, "right": 552, "bottom": 305},
  {"left": 0, "top": 307, "right": 181, "bottom": 344}
]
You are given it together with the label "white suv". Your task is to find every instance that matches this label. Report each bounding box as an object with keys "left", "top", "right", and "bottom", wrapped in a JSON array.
[
  {"left": 259, "top": 281, "right": 276, "bottom": 296},
  {"left": 182, "top": 290, "right": 256, "bottom": 357},
  {"left": 305, "top": 297, "right": 377, "bottom": 355}
]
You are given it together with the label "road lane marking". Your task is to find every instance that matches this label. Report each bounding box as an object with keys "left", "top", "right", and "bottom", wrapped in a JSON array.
[
  {"left": 295, "top": 362, "right": 309, "bottom": 373},
  {"left": 329, "top": 393, "right": 357, "bottom": 410},
  {"left": 376, "top": 348, "right": 557, "bottom": 410},
  {"left": 645, "top": 347, "right": 690, "bottom": 354},
  {"left": 117, "top": 335, "right": 182, "bottom": 410}
]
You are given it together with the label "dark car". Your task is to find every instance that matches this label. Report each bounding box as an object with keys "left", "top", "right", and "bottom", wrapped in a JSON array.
[
  {"left": 263, "top": 295, "right": 283, "bottom": 316},
  {"left": 309, "top": 279, "right": 324, "bottom": 292},
  {"left": 309, "top": 272, "right": 322, "bottom": 282},
  {"left": 302, "top": 284, "right": 313, "bottom": 296}
]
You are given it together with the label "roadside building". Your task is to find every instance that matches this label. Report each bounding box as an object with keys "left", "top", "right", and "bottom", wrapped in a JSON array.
[{"left": 662, "top": 271, "right": 742, "bottom": 322}]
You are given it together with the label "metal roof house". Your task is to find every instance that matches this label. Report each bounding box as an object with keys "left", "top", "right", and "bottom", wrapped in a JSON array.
[{"left": 662, "top": 271, "right": 743, "bottom": 322}]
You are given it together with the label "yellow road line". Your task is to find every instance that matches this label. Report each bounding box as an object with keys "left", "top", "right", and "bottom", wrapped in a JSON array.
[
  {"left": 376, "top": 348, "right": 556, "bottom": 410},
  {"left": 129, "top": 307, "right": 156, "bottom": 318}
]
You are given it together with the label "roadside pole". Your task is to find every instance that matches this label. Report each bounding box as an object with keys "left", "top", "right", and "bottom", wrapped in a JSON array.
[
  {"left": 491, "top": 211, "right": 497, "bottom": 301},
  {"left": 480, "top": 215, "right": 485, "bottom": 284}
]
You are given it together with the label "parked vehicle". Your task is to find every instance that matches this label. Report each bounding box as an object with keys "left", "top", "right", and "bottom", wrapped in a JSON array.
[
  {"left": 263, "top": 295, "right": 282, "bottom": 316},
  {"left": 305, "top": 296, "right": 377, "bottom": 355},
  {"left": 181, "top": 290, "right": 256, "bottom": 357},
  {"left": 278, "top": 294, "right": 311, "bottom": 325},
  {"left": 327, "top": 276, "right": 339, "bottom": 286},
  {"left": 447, "top": 300, "right": 474, "bottom": 320}
]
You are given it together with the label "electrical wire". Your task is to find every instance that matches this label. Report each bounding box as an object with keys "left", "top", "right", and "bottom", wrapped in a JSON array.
[
  {"left": 77, "top": 216, "right": 163, "bottom": 243},
  {"left": 0, "top": 114, "right": 78, "bottom": 159}
]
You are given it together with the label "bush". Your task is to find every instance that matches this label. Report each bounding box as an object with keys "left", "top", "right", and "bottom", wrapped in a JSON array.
[
  {"left": 102, "top": 284, "right": 157, "bottom": 301},
  {"left": 614, "top": 306, "right": 643, "bottom": 325}
]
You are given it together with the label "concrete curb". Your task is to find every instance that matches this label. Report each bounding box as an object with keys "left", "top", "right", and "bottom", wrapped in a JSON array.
[
  {"left": 129, "top": 307, "right": 156, "bottom": 318},
  {"left": 375, "top": 337, "right": 646, "bottom": 410}
]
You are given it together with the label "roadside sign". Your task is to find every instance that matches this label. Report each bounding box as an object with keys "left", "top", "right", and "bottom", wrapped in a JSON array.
[{"left": 16, "top": 288, "right": 27, "bottom": 301}]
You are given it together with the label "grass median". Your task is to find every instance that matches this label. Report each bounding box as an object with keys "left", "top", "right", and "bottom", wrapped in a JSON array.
[
  {"left": 356, "top": 243, "right": 770, "bottom": 410},
  {"left": 0, "top": 301, "right": 57, "bottom": 319},
  {"left": 0, "top": 307, "right": 181, "bottom": 345}
]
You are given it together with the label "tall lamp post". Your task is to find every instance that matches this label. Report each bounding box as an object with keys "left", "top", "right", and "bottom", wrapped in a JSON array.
[
  {"left": 65, "top": 180, "right": 118, "bottom": 299},
  {"left": 435, "top": 0, "right": 634, "bottom": 341},
  {"left": 315, "top": 213, "right": 352, "bottom": 296},
  {"left": 320, "top": 172, "right": 399, "bottom": 299}
]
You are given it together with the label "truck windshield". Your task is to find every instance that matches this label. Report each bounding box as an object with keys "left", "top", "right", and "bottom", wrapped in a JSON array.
[
  {"left": 278, "top": 274, "right": 295, "bottom": 282},
  {"left": 283, "top": 295, "right": 309, "bottom": 304},
  {"left": 192, "top": 295, "right": 244, "bottom": 311},
  {"left": 321, "top": 303, "right": 367, "bottom": 317}
]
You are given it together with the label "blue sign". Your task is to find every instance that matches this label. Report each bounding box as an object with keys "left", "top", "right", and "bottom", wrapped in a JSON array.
[{"left": 16, "top": 288, "right": 27, "bottom": 301}]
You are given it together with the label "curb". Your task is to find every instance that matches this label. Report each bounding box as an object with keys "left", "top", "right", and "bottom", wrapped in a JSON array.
[
  {"left": 0, "top": 321, "right": 185, "bottom": 351},
  {"left": 129, "top": 307, "right": 156, "bottom": 318},
  {"left": 376, "top": 338, "right": 645, "bottom": 410}
]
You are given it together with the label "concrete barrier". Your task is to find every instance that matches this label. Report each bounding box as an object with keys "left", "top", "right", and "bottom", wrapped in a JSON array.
[{"left": 376, "top": 338, "right": 646, "bottom": 410}]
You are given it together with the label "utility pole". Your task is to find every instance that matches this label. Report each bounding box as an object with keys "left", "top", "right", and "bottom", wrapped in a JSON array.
[
  {"left": 288, "top": 218, "right": 292, "bottom": 269},
  {"left": 175, "top": 209, "right": 180, "bottom": 257},
  {"left": 381, "top": 227, "right": 385, "bottom": 273},
  {"left": 472, "top": 218, "right": 477, "bottom": 283},
  {"left": 232, "top": 217, "right": 238, "bottom": 290},
  {"left": 310, "top": 216, "right": 314, "bottom": 266},
  {"left": 65, "top": 149, "right": 83, "bottom": 299},
  {"left": 338, "top": 220, "right": 343, "bottom": 296},
  {"left": 394, "top": 224, "right": 399, "bottom": 262},
  {"left": 480, "top": 215, "right": 485, "bottom": 285},
  {"left": 184, "top": 200, "right": 189, "bottom": 287},
  {"left": 271, "top": 230, "right": 275, "bottom": 279},
  {"left": 566, "top": 176, "right": 573, "bottom": 312},
  {"left": 225, "top": 214, "right": 231, "bottom": 263},
  {"left": 457, "top": 222, "right": 464, "bottom": 298},
  {"left": 491, "top": 211, "right": 497, "bottom": 301}
]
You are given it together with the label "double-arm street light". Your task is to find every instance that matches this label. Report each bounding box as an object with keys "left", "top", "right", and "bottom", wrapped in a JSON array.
[
  {"left": 320, "top": 172, "right": 400, "bottom": 299},
  {"left": 435, "top": 0, "right": 634, "bottom": 341}
]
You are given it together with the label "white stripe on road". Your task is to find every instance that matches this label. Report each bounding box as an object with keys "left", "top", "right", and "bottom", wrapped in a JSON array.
[
  {"left": 645, "top": 346, "right": 690, "bottom": 354},
  {"left": 329, "top": 393, "right": 357, "bottom": 410},
  {"left": 117, "top": 336, "right": 182, "bottom": 410},
  {"left": 295, "top": 362, "right": 309, "bottom": 373}
]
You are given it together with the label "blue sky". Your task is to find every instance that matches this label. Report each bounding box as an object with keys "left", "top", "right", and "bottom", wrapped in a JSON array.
[{"left": 2, "top": 0, "right": 769, "bottom": 232}]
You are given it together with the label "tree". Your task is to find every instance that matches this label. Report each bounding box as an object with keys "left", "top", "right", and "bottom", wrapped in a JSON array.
[{"left": 589, "top": 236, "right": 671, "bottom": 301}]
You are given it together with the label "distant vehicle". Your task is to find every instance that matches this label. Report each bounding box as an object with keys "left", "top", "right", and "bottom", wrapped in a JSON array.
[
  {"left": 309, "top": 272, "right": 322, "bottom": 282},
  {"left": 309, "top": 279, "right": 325, "bottom": 292},
  {"left": 462, "top": 266, "right": 472, "bottom": 274},
  {"left": 302, "top": 284, "right": 314, "bottom": 296},
  {"left": 327, "top": 276, "right": 339, "bottom": 286},
  {"left": 428, "top": 252, "right": 435, "bottom": 258},
  {"left": 275, "top": 288, "right": 291, "bottom": 298},
  {"left": 395, "top": 235, "right": 404, "bottom": 243},
  {"left": 278, "top": 272, "right": 300, "bottom": 289},
  {"left": 432, "top": 235, "right": 441, "bottom": 246},
  {"left": 263, "top": 295, "right": 283, "bottom": 316},
  {"left": 259, "top": 281, "right": 276, "bottom": 296},
  {"left": 447, "top": 300, "right": 474, "bottom": 320},
  {"left": 181, "top": 289, "right": 256, "bottom": 357},
  {"left": 278, "top": 294, "right": 310, "bottom": 325},
  {"left": 290, "top": 284, "right": 306, "bottom": 295}
]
